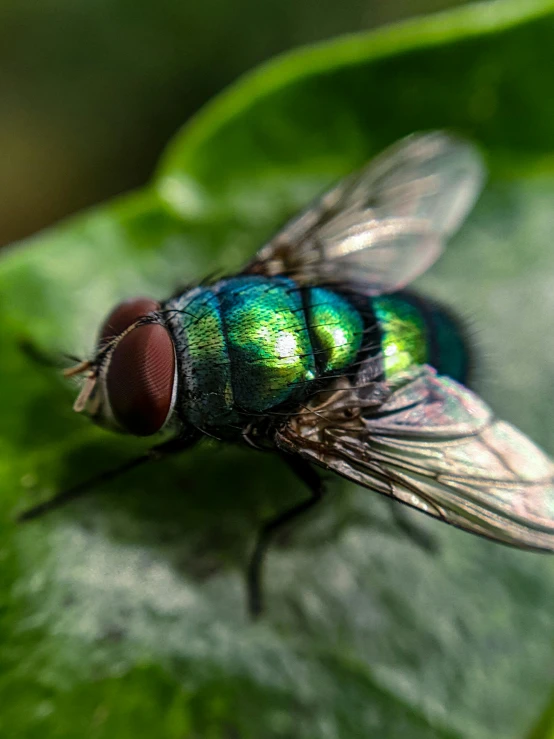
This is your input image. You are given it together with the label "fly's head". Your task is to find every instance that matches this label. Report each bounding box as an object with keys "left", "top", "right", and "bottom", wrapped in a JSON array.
[{"left": 67, "top": 297, "right": 178, "bottom": 436}]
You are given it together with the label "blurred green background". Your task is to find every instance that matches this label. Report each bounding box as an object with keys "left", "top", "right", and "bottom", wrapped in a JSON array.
[{"left": 0, "top": 0, "right": 468, "bottom": 246}]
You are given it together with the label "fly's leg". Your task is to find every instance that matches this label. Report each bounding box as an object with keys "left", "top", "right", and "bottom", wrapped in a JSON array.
[
  {"left": 19, "top": 337, "right": 79, "bottom": 370},
  {"left": 247, "top": 454, "right": 324, "bottom": 618},
  {"left": 17, "top": 433, "right": 200, "bottom": 522},
  {"left": 386, "top": 498, "right": 439, "bottom": 553}
]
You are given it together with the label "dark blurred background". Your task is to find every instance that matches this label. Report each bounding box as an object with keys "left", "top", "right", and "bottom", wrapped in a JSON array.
[{"left": 0, "top": 0, "right": 470, "bottom": 247}]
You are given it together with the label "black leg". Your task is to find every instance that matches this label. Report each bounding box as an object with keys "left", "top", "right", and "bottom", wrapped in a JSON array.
[
  {"left": 17, "top": 433, "right": 200, "bottom": 522},
  {"left": 386, "top": 498, "right": 439, "bottom": 553},
  {"left": 19, "top": 337, "right": 79, "bottom": 370},
  {"left": 247, "top": 454, "right": 324, "bottom": 619}
]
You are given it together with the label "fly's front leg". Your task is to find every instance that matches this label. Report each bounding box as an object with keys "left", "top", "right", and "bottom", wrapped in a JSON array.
[
  {"left": 17, "top": 432, "right": 200, "bottom": 522},
  {"left": 19, "top": 337, "right": 80, "bottom": 370},
  {"left": 247, "top": 454, "right": 324, "bottom": 618}
]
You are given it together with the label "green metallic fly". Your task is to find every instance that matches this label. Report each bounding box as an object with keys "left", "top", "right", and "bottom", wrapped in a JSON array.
[{"left": 20, "top": 132, "right": 554, "bottom": 616}]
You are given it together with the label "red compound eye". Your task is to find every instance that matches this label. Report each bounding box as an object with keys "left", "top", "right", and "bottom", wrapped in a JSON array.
[
  {"left": 106, "top": 323, "right": 176, "bottom": 436},
  {"left": 99, "top": 297, "right": 160, "bottom": 343}
]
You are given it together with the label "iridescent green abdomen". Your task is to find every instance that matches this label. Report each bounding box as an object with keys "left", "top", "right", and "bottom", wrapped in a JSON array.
[
  {"left": 166, "top": 276, "right": 364, "bottom": 428},
  {"left": 372, "top": 293, "right": 470, "bottom": 384},
  {"left": 308, "top": 288, "right": 364, "bottom": 373},
  {"left": 373, "top": 296, "right": 427, "bottom": 378}
]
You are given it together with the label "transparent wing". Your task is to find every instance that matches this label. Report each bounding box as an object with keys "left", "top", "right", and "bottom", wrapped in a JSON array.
[
  {"left": 247, "top": 131, "right": 485, "bottom": 293},
  {"left": 276, "top": 366, "right": 554, "bottom": 550}
]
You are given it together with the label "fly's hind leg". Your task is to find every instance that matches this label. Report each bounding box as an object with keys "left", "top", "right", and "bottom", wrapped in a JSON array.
[
  {"left": 386, "top": 497, "right": 439, "bottom": 553},
  {"left": 247, "top": 454, "right": 324, "bottom": 619}
]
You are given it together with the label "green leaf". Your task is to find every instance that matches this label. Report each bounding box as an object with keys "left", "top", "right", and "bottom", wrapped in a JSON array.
[
  {"left": 528, "top": 685, "right": 554, "bottom": 739},
  {"left": 2, "top": 1, "right": 554, "bottom": 736}
]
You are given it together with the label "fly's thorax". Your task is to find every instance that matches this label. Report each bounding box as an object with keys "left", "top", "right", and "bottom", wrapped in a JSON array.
[
  {"left": 372, "top": 292, "right": 470, "bottom": 384},
  {"left": 76, "top": 297, "right": 180, "bottom": 436},
  {"left": 164, "top": 276, "right": 367, "bottom": 430},
  {"left": 216, "top": 276, "right": 315, "bottom": 414},
  {"left": 165, "top": 285, "right": 234, "bottom": 429}
]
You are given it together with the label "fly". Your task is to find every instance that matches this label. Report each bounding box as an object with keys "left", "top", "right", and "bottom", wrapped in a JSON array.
[{"left": 19, "top": 132, "right": 554, "bottom": 617}]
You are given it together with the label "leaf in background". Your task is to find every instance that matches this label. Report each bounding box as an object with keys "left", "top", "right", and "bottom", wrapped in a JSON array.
[
  {"left": 528, "top": 685, "right": 554, "bottom": 739},
  {"left": 2, "top": 1, "right": 554, "bottom": 737}
]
